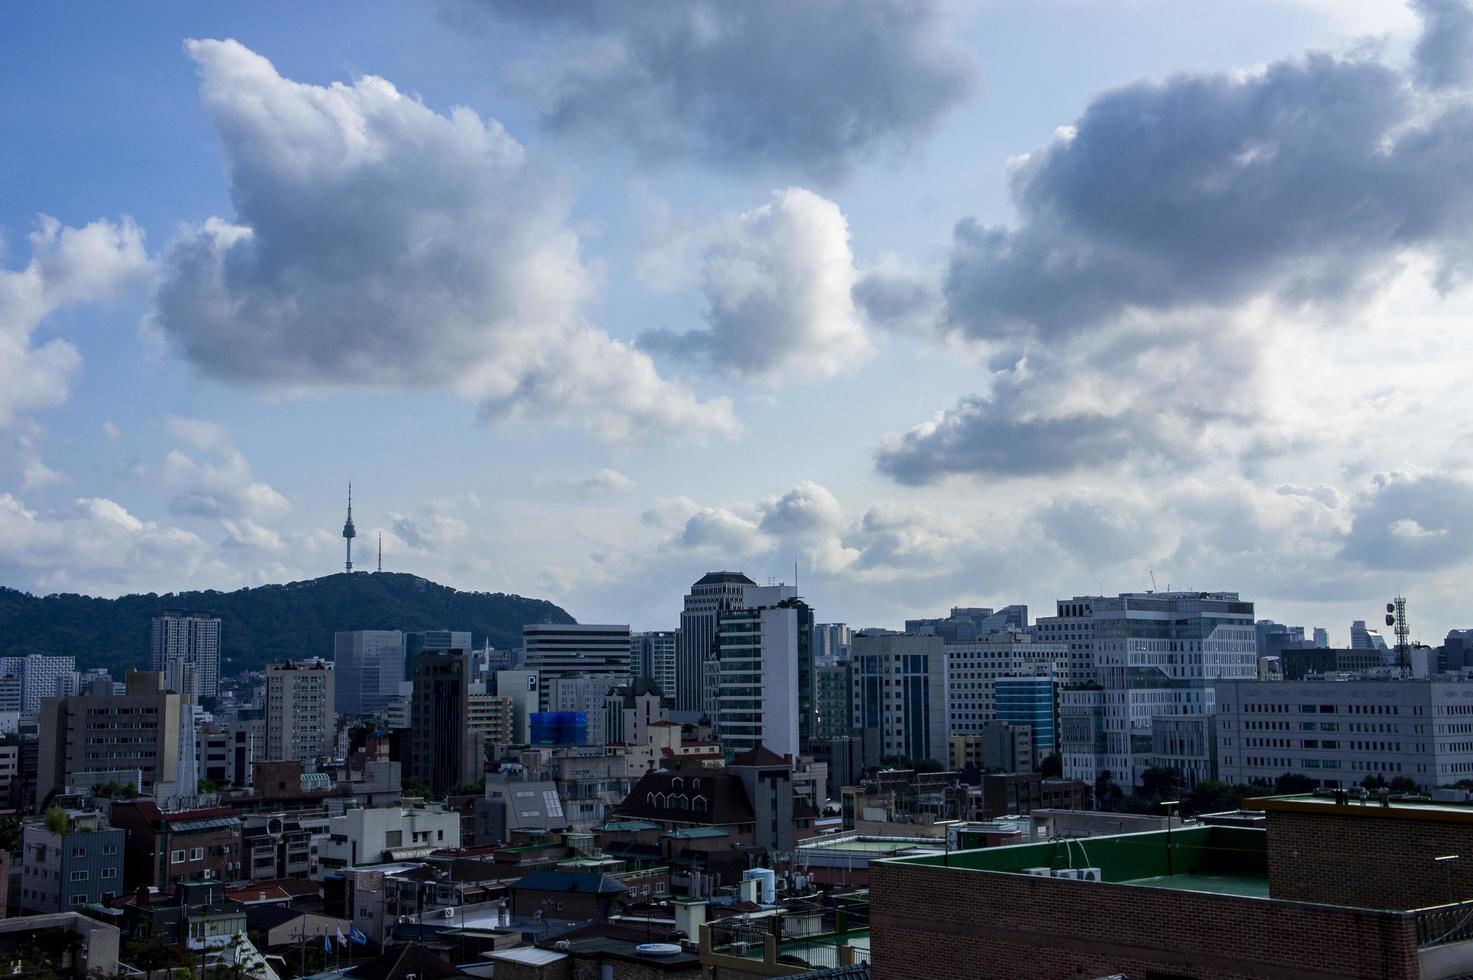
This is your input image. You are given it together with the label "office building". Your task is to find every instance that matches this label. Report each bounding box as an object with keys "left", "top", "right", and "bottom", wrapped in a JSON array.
[
  {"left": 851, "top": 633, "right": 948, "bottom": 765},
  {"left": 675, "top": 571, "right": 757, "bottom": 713},
  {"left": 1313, "top": 627, "right": 1330, "bottom": 648},
  {"left": 906, "top": 606, "right": 1028, "bottom": 642},
  {"left": 1032, "top": 596, "right": 1106, "bottom": 686},
  {"left": 814, "top": 662, "right": 852, "bottom": 739},
  {"left": 713, "top": 585, "right": 808, "bottom": 759},
  {"left": 36, "top": 670, "right": 182, "bottom": 799},
  {"left": 945, "top": 631, "right": 1066, "bottom": 736},
  {"left": 263, "top": 661, "right": 334, "bottom": 764},
  {"left": 333, "top": 630, "right": 405, "bottom": 716},
  {"left": 0, "top": 655, "right": 79, "bottom": 717},
  {"left": 1351, "top": 619, "right": 1391, "bottom": 652},
  {"left": 812, "top": 623, "right": 852, "bottom": 667},
  {"left": 632, "top": 630, "right": 677, "bottom": 696},
  {"left": 401, "top": 629, "right": 472, "bottom": 684},
  {"left": 994, "top": 674, "right": 1059, "bottom": 760},
  {"left": 522, "top": 624, "right": 631, "bottom": 711},
  {"left": 547, "top": 673, "right": 623, "bottom": 745},
  {"left": 1279, "top": 647, "right": 1385, "bottom": 680},
  {"left": 408, "top": 650, "right": 479, "bottom": 796},
  {"left": 1059, "top": 591, "right": 1257, "bottom": 788},
  {"left": 316, "top": 803, "right": 460, "bottom": 872},
  {"left": 150, "top": 611, "right": 221, "bottom": 700},
  {"left": 19, "top": 811, "right": 125, "bottom": 912},
  {"left": 494, "top": 669, "right": 540, "bottom": 743},
  {"left": 1215, "top": 678, "right": 1473, "bottom": 788}
]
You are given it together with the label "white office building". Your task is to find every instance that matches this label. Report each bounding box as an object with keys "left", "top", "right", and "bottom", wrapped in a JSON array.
[
  {"left": 944, "top": 630, "right": 1067, "bottom": 736},
  {"left": 1060, "top": 592, "right": 1257, "bottom": 788},
  {"left": 494, "top": 670, "right": 540, "bottom": 743},
  {"left": 632, "top": 631, "right": 677, "bottom": 697},
  {"left": 522, "top": 625, "right": 631, "bottom": 711},
  {"left": 1033, "top": 596, "right": 1106, "bottom": 686},
  {"left": 715, "top": 585, "right": 802, "bottom": 760},
  {"left": 1216, "top": 678, "right": 1473, "bottom": 789},
  {"left": 150, "top": 611, "right": 221, "bottom": 700}
]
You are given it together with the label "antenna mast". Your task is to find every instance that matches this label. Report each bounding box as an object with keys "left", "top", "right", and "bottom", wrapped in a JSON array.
[{"left": 377, "top": 532, "right": 382, "bottom": 573}]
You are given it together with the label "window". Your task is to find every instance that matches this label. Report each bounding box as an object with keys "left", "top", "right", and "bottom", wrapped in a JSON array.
[
  {"left": 101, "top": 868, "right": 117, "bottom": 880},
  {"left": 102, "top": 844, "right": 118, "bottom": 855},
  {"left": 190, "top": 848, "right": 204, "bottom": 861},
  {"left": 70, "top": 895, "right": 88, "bottom": 907},
  {"left": 70, "top": 870, "right": 89, "bottom": 881},
  {"left": 171, "top": 850, "right": 186, "bottom": 864}
]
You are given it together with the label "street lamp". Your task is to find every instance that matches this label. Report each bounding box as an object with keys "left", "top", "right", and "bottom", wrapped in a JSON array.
[
  {"left": 1161, "top": 801, "right": 1181, "bottom": 878},
  {"left": 1436, "top": 854, "right": 1460, "bottom": 905}
]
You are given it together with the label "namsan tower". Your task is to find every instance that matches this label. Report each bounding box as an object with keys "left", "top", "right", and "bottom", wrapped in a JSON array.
[{"left": 343, "top": 482, "right": 357, "bottom": 573}]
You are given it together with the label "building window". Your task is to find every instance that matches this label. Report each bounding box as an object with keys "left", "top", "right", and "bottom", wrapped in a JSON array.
[
  {"left": 70, "top": 870, "right": 89, "bottom": 881},
  {"left": 101, "top": 868, "right": 117, "bottom": 880},
  {"left": 70, "top": 895, "right": 88, "bottom": 906},
  {"left": 190, "top": 848, "right": 204, "bottom": 861},
  {"left": 171, "top": 850, "right": 186, "bottom": 864}
]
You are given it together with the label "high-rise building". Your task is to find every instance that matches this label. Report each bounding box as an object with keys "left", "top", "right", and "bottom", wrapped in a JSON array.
[
  {"left": 714, "top": 585, "right": 809, "bottom": 760},
  {"left": 333, "top": 630, "right": 405, "bottom": 716},
  {"left": 906, "top": 606, "right": 1028, "bottom": 643},
  {"left": 402, "top": 630, "right": 473, "bottom": 685},
  {"left": 1059, "top": 592, "right": 1257, "bottom": 788},
  {"left": 1351, "top": 620, "right": 1391, "bottom": 652},
  {"left": 408, "top": 650, "right": 479, "bottom": 796},
  {"left": 547, "top": 673, "right": 623, "bottom": 745},
  {"left": 466, "top": 693, "right": 515, "bottom": 749},
  {"left": 815, "top": 661, "right": 853, "bottom": 740},
  {"left": 851, "top": 633, "right": 948, "bottom": 766},
  {"left": 812, "top": 623, "right": 852, "bottom": 667},
  {"left": 994, "top": 675, "right": 1059, "bottom": 761},
  {"left": 632, "top": 630, "right": 677, "bottom": 696},
  {"left": 1032, "top": 597, "right": 1106, "bottom": 686},
  {"left": 264, "top": 660, "right": 336, "bottom": 764},
  {"left": 0, "top": 654, "right": 78, "bottom": 717},
  {"left": 36, "top": 670, "right": 182, "bottom": 799},
  {"left": 522, "top": 624, "right": 631, "bottom": 711},
  {"left": 1313, "top": 627, "right": 1330, "bottom": 648},
  {"left": 944, "top": 631, "right": 1066, "bottom": 736},
  {"left": 150, "top": 610, "right": 221, "bottom": 700},
  {"left": 675, "top": 571, "right": 757, "bottom": 713},
  {"left": 494, "top": 669, "right": 540, "bottom": 743}
]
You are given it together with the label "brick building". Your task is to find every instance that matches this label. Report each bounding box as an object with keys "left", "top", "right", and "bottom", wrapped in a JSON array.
[
  {"left": 107, "top": 801, "right": 242, "bottom": 892},
  {"left": 868, "top": 794, "right": 1473, "bottom": 979}
]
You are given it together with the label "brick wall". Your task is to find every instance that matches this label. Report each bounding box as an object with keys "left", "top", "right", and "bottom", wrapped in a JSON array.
[
  {"left": 1267, "top": 807, "right": 1473, "bottom": 910},
  {"left": 571, "top": 958, "right": 702, "bottom": 980},
  {"left": 870, "top": 860, "right": 1422, "bottom": 980}
]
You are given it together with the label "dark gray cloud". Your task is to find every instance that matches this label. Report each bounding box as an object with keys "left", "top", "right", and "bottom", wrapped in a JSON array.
[
  {"left": 1034, "top": 497, "right": 1149, "bottom": 568},
  {"left": 1414, "top": 0, "right": 1473, "bottom": 89},
  {"left": 1341, "top": 472, "right": 1473, "bottom": 570},
  {"left": 944, "top": 44, "right": 1473, "bottom": 343},
  {"left": 450, "top": 0, "right": 976, "bottom": 178}
]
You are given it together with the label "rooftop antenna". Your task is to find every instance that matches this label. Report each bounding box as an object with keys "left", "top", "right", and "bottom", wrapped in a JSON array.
[
  {"left": 1149, "top": 570, "right": 1157, "bottom": 593},
  {"left": 377, "top": 532, "right": 382, "bottom": 573},
  {"left": 342, "top": 482, "right": 356, "bottom": 574},
  {"left": 794, "top": 557, "right": 799, "bottom": 596}
]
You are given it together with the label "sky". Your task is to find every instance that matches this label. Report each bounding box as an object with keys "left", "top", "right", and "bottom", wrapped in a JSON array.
[{"left": 2, "top": 0, "right": 1471, "bottom": 645}]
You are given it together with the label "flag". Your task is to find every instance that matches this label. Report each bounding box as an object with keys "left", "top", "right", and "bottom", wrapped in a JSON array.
[
  {"left": 350, "top": 926, "right": 368, "bottom": 946},
  {"left": 336, "top": 928, "right": 348, "bottom": 949},
  {"left": 323, "top": 933, "right": 332, "bottom": 954}
]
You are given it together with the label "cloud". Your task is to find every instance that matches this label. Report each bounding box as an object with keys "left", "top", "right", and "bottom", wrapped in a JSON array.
[
  {"left": 574, "top": 468, "right": 636, "bottom": 495},
  {"left": 1414, "top": 0, "right": 1473, "bottom": 89},
  {"left": 1341, "top": 471, "right": 1473, "bottom": 570},
  {"left": 851, "top": 256, "right": 943, "bottom": 335},
  {"left": 148, "top": 38, "right": 735, "bottom": 443},
  {"left": 451, "top": 0, "right": 976, "bottom": 178},
  {"left": 390, "top": 512, "right": 469, "bottom": 550},
  {"left": 156, "top": 418, "right": 290, "bottom": 522},
  {"left": 0, "top": 216, "right": 150, "bottom": 427},
  {"left": 640, "top": 188, "right": 869, "bottom": 382}
]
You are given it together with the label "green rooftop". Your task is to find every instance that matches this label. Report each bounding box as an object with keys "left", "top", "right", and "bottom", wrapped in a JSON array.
[
  {"left": 889, "top": 826, "right": 1271, "bottom": 899},
  {"left": 595, "top": 820, "right": 659, "bottom": 832},
  {"left": 663, "top": 827, "right": 731, "bottom": 840}
]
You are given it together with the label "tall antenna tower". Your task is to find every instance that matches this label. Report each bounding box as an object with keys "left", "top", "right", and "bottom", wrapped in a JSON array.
[
  {"left": 1386, "top": 596, "right": 1410, "bottom": 672},
  {"left": 377, "top": 532, "right": 383, "bottom": 573},
  {"left": 342, "top": 482, "right": 357, "bottom": 573}
]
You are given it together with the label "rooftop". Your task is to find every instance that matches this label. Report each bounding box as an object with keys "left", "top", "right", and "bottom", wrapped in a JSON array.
[{"left": 1247, "top": 792, "right": 1473, "bottom": 823}]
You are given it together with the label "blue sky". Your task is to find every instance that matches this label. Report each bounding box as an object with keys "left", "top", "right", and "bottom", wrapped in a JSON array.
[{"left": 4, "top": 0, "right": 1472, "bottom": 644}]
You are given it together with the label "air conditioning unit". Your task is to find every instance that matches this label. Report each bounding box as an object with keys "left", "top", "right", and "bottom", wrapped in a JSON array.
[
  {"left": 442, "top": 907, "right": 455, "bottom": 919},
  {"left": 1077, "top": 867, "right": 1102, "bottom": 882},
  {"left": 1023, "top": 867, "right": 1053, "bottom": 877},
  {"left": 1052, "top": 869, "right": 1081, "bottom": 879}
]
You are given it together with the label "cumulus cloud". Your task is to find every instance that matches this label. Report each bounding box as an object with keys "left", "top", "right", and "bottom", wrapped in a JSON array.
[
  {"left": 0, "top": 216, "right": 150, "bottom": 427},
  {"left": 641, "top": 188, "right": 869, "bottom": 382},
  {"left": 574, "top": 468, "right": 636, "bottom": 495},
  {"left": 1414, "top": 0, "right": 1473, "bottom": 89},
  {"left": 148, "top": 38, "right": 735, "bottom": 443},
  {"left": 157, "top": 417, "right": 290, "bottom": 522},
  {"left": 390, "top": 512, "right": 470, "bottom": 550},
  {"left": 1341, "top": 471, "right": 1473, "bottom": 570},
  {"left": 450, "top": 0, "right": 976, "bottom": 178},
  {"left": 851, "top": 256, "right": 943, "bottom": 335}
]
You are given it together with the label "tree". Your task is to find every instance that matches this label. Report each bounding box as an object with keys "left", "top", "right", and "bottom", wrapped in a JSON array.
[
  {"left": 1389, "top": 776, "right": 1421, "bottom": 794},
  {"left": 1138, "top": 766, "right": 1181, "bottom": 801},
  {"left": 879, "top": 755, "right": 914, "bottom": 770},
  {"left": 44, "top": 806, "right": 68, "bottom": 835},
  {"left": 1093, "top": 771, "right": 1123, "bottom": 812},
  {"left": 1119, "top": 794, "right": 1153, "bottom": 814},
  {"left": 402, "top": 777, "right": 432, "bottom": 799},
  {"left": 1361, "top": 774, "right": 1389, "bottom": 791},
  {"left": 1039, "top": 753, "right": 1062, "bottom": 778},
  {"left": 914, "top": 758, "right": 945, "bottom": 774},
  {"left": 1273, "top": 772, "right": 1317, "bottom": 794},
  {"left": 0, "top": 814, "right": 20, "bottom": 852},
  {"left": 1183, "top": 780, "right": 1253, "bottom": 816}
]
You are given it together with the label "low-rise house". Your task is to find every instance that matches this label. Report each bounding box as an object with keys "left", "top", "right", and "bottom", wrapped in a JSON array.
[
  {"left": 20, "top": 809, "right": 124, "bottom": 912},
  {"left": 509, "top": 870, "right": 629, "bottom": 921},
  {"left": 107, "top": 801, "right": 242, "bottom": 892},
  {"left": 316, "top": 803, "right": 460, "bottom": 874}
]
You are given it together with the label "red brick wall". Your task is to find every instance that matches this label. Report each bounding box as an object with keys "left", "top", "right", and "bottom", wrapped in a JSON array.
[
  {"left": 870, "top": 860, "right": 1422, "bottom": 980},
  {"left": 1267, "top": 807, "right": 1473, "bottom": 910}
]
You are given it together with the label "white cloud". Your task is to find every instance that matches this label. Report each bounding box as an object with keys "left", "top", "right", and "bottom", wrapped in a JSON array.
[
  {"left": 641, "top": 188, "right": 869, "bottom": 382},
  {"left": 0, "top": 216, "right": 150, "bottom": 428},
  {"left": 575, "top": 468, "right": 637, "bottom": 495},
  {"left": 155, "top": 418, "right": 290, "bottom": 522},
  {"left": 147, "top": 38, "right": 736, "bottom": 444}
]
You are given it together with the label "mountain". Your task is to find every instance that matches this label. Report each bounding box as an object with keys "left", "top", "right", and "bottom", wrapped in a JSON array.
[{"left": 0, "top": 572, "right": 576, "bottom": 678}]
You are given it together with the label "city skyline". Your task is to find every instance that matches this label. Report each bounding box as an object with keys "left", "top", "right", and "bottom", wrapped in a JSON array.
[{"left": 4, "top": 1, "right": 1473, "bottom": 643}]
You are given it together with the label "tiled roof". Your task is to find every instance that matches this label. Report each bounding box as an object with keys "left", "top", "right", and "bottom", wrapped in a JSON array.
[
  {"left": 616, "top": 770, "right": 755, "bottom": 825},
  {"left": 729, "top": 746, "right": 789, "bottom": 768},
  {"left": 785, "top": 966, "right": 870, "bottom": 980},
  {"left": 511, "top": 871, "right": 629, "bottom": 895}
]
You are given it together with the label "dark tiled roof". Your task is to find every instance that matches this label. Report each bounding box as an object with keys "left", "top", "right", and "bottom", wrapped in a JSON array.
[
  {"left": 615, "top": 771, "right": 755, "bottom": 825},
  {"left": 693, "top": 571, "right": 756, "bottom": 586},
  {"left": 245, "top": 904, "right": 304, "bottom": 931},
  {"left": 785, "top": 966, "right": 870, "bottom": 980},
  {"left": 729, "top": 746, "right": 789, "bottom": 768},
  {"left": 346, "top": 943, "right": 471, "bottom": 980},
  {"left": 511, "top": 871, "right": 628, "bottom": 895}
]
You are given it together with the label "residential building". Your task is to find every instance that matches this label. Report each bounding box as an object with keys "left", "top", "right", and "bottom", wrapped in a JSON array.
[
  {"left": 632, "top": 630, "right": 677, "bottom": 696},
  {"left": 1059, "top": 591, "right": 1257, "bottom": 788},
  {"left": 107, "top": 802, "right": 242, "bottom": 892},
  {"left": 851, "top": 633, "right": 948, "bottom": 766},
  {"left": 1216, "top": 678, "right": 1473, "bottom": 788},
  {"left": 1033, "top": 596, "right": 1106, "bottom": 686},
  {"left": 334, "top": 629, "right": 405, "bottom": 716},
  {"left": 945, "top": 631, "right": 1066, "bottom": 736},
  {"left": 467, "top": 693, "right": 515, "bottom": 749},
  {"left": 36, "top": 670, "right": 181, "bottom": 799},
  {"left": 547, "top": 674, "right": 623, "bottom": 745},
  {"left": 0, "top": 913, "right": 120, "bottom": 977},
  {"left": 994, "top": 674, "right": 1059, "bottom": 760},
  {"left": 240, "top": 812, "right": 331, "bottom": 881},
  {"left": 264, "top": 660, "right": 335, "bottom": 764},
  {"left": 950, "top": 722, "right": 1034, "bottom": 773},
  {"left": 315, "top": 804, "right": 460, "bottom": 872},
  {"left": 475, "top": 774, "right": 567, "bottom": 844},
  {"left": 675, "top": 571, "right": 757, "bottom": 713},
  {"left": 494, "top": 669, "right": 540, "bottom": 744},
  {"left": 713, "top": 585, "right": 810, "bottom": 759},
  {"left": 0, "top": 655, "right": 78, "bottom": 717},
  {"left": 20, "top": 810, "right": 125, "bottom": 912},
  {"left": 522, "top": 624, "right": 631, "bottom": 712},
  {"left": 150, "top": 611, "right": 221, "bottom": 700},
  {"left": 408, "top": 649, "right": 479, "bottom": 796}
]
